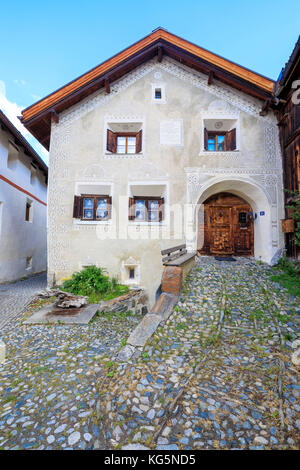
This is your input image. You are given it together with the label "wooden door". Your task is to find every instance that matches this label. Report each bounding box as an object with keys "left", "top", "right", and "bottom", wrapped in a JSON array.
[
  {"left": 233, "top": 205, "right": 254, "bottom": 255},
  {"left": 208, "top": 206, "right": 233, "bottom": 254},
  {"left": 199, "top": 193, "right": 254, "bottom": 256}
]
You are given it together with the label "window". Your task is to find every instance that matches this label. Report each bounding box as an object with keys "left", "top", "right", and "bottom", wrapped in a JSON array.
[
  {"left": 152, "top": 84, "right": 165, "bottom": 103},
  {"left": 207, "top": 133, "right": 226, "bottom": 151},
  {"left": 73, "top": 195, "right": 112, "bottom": 221},
  {"left": 129, "top": 268, "right": 135, "bottom": 279},
  {"left": 204, "top": 129, "right": 236, "bottom": 151},
  {"left": 155, "top": 88, "right": 162, "bottom": 100},
  {"left": 129, "top": 197, "right": 164, "bottom": 222},
  {"left": 203, "top": 119, "right": 237, "bottom": 152},
  {"left": 117, "top": 135, "right": 136, "bottom": 154},
  {"left": 107, "top": 129, "right": 142, "bottom": 154},
  {"left": 238, "top": 212, "right": 247, "bottom": 224},
  {"left": 25, "top": 200, "right": 33, "bottom": 222}
]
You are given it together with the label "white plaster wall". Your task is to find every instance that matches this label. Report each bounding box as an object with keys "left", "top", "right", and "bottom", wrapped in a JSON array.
[
  {"left": 47, "top": 57, "right": 284, "bottom": 306},
  {"left": 0, "top": 127, "right": 47, "bottom": 283}
]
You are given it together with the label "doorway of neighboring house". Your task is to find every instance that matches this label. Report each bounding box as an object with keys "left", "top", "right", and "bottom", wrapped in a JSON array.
[{"left": 198, "top": 192, "right": 254, "bottom": 257}]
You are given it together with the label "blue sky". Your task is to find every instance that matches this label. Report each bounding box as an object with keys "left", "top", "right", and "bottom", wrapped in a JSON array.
[{"left": 0, "top": 0, "right": 299, "bottom": 164}]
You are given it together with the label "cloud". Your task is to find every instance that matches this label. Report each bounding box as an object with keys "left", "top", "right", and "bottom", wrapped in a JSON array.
[{"left": 0, "top": 80, "right": 48, "bottom": 165}]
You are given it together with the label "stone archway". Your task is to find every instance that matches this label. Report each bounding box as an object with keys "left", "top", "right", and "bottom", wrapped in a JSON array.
[
  {"left": 187, "top": 176, "right": 281, "bottom": 264},
  {"left": 198, "top": 192, "right": 254, "bottom": 256}
]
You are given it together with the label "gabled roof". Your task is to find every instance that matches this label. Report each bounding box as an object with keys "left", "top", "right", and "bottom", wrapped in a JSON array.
[
  {"left": 0, "top": 109, "right": 48, "bottom": 175},
  {"left": 21, "top": 28, "right": 275, "bottom": 150}
]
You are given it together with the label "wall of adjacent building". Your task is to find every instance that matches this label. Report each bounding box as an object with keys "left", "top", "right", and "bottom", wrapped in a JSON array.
[
  {"left": 47, "top": 57, "right": 285, "bottom": 306},
  {"left": 0, "top": 127, "right": 47, "bottom": 283}
]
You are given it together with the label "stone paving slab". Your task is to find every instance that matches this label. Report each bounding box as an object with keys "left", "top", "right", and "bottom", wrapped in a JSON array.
[
  {"left": 127, "top": 314, "right": 162, "bottom": 347},
  {"left": 23, "top": 303, "right": 100, "bottom": 325}
]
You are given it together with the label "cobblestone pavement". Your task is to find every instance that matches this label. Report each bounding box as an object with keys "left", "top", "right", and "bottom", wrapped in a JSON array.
[
  {"left": 0, "top": 303, "right": 143, "bottom": 450},
  {"left": 0, "top": 273, "right": 47, "bottom": 329},
  {"left": 0, "top": 259, "right": 299, "bottom": 450},
  {"left": 99, "top": 257, "right": 300, "bottom": 450}
]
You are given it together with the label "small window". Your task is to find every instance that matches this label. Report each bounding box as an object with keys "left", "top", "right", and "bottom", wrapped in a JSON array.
[
  {"left": 129, "top": 197, "right": 164, "bottom": 222},
  {"left": 204, "top": 125, "right": 236, "bottom": 152},
  {"left": 25, "top": 201, "right": 33, "bottom": 222},
  {"left": 117, "top": 135, "right": 136, "bottom": 154},
  {"left": 73, "top": 195, "right": 112, "bottom": 221},
  {"left": 107, "top": 129, "right": 142, "bottom": 154},
  {"left": 155, "top": 88, "right": 162, "bottom": 99},
  {"left": 207, "top": 133, "right": 226, "bottom": 151},
  {"left": 129, "top": 268, "right": 135, "bottom": 279},
  {"left": 238, "top": 212, "right": 247, "bottom": 224}
]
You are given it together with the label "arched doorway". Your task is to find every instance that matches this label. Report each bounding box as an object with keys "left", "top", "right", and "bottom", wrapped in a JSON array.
[{"left": 199, "top": 192, "right": 254, "bottom": 256}]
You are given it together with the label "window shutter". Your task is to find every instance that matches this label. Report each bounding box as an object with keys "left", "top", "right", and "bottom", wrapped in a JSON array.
[
  {"left": 136, "top": 129, "right": 142, "bottom": 153},
  {"left": 204, "top": 128, "right": 208, "bottom": 150},
  {"left": 107, "top": 196, "right": 112, "bottom": 220},
  {"left": 107, "top": 129, "right": 117, "bottom": 153},
  {"left": 226, "top": 128, "right": 236, "bottom": 151},
  {"left": 159, "top": 197, "right": 164, "bottom": 222},
  {"left": 73, "top": 195, "right": 82, "bottom": 218},
  {"left": 128, "top": 197, "right": 135, "bottom": 220}
]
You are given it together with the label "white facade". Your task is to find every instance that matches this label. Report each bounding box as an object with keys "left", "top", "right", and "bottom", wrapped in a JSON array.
[
  {"left": 47, "top": 57, "right": 285, "bottom": 306},
  {"left": 0, "top": 122, "right": 47, "bottom": 283}
]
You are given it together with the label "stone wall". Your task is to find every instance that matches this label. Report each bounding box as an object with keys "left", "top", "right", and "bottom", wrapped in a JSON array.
[{"left": 97, "top": 289, "right": 148, "bottom": 316}]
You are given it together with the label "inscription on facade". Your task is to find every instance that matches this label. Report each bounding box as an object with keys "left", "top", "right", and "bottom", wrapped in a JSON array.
[{"left": 160, "top": 120, "right": 182, "bottom": 146}]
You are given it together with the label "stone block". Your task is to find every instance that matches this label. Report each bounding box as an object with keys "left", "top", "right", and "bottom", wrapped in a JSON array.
[
  {"left": 127, "top": 314, "right": 162, "bottom": 347},
  {"left": 161, "top": 266, "right": 183, "bottom": 295},
  {"left": 151, "top": 292, "right": 178, "bottom": 321}
]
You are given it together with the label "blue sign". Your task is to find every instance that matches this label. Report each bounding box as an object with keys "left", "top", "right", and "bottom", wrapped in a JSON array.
[{"left": 260, "top": 211, "right": 265, "bottom": 216}]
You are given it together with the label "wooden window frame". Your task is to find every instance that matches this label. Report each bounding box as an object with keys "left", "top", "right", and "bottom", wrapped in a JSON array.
[
  {"left": 129, "top": 196, "right": 164, "bottom": 222},
  {"left": 107, "top": 129, "right": 142, "bottom": 154},
  {"left": 116, "top": 133, "right": 137, "bottom": 154},
  {"left": 204, "top": 127, "right": 237, "bottom": 152},
  {"left": 81, "top": 194, "right": 111, "bottom": 221},
  {"left": 207, "top": 132, "right": 226, "bottom": 152}
]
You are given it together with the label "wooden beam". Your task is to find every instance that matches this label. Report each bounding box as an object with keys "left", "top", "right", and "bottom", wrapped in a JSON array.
[
  {"left": 104, "top": 77, "right": 110, "bottom": 94},
  {"left": 51, "top": 109, "right": 59, "bottom": 123},
  {"left": 158, "top": 46, "right": 163, "bottom": 63},
  {"left": 260, "top": 98, "right": 272, "bottom": 116},
  {"left": 208, "top": 70, "right": 214, "bottom": 85}
]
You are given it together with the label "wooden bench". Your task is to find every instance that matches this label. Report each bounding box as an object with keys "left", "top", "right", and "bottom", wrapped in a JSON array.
[{"left": 161, "top": 244, "right": 196, "bottom": 266}]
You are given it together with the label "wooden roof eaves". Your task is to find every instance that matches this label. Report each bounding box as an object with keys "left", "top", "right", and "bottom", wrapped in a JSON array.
[
  {"left": 23, "top": 40, "right": 275, "bottom": 131},
  {"left": 22, "top": 29, "right": 274, "bottom": 123}
]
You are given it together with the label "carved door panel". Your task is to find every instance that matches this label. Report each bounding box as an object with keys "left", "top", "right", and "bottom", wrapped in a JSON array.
[
  {"left": 233, "top": 205, "right": 254, "bottom": 255},
  {"left": 208, "top": 206, "right": 233, "bottom": 254}
]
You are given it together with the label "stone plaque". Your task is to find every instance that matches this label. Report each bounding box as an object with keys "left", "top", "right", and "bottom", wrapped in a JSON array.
[{"left": 160, "top": 120, "right": 182, "bottom": 146}]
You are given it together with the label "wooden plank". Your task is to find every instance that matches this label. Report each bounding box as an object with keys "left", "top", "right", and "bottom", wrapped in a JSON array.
[
  {"left": 105, "top": 77, "right": 110, "bottom": 93},
  {"left": 164, "top": 252, "right": 196, "bottom": 266},
  {"left": 162, "top": 249, "right": 187, "bottom": 263},
  {"left": 161, "top": 244, "right": 186, "bottom": 256}
]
